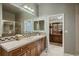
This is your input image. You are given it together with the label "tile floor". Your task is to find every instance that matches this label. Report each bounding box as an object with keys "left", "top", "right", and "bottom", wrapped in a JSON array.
[{"left": 40, "top": 42, "right": 74, "bottom": 56}]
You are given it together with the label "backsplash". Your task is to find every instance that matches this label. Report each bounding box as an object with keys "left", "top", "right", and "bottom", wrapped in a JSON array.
[
  {"left": 22, "top": 32, "right": 46, "bottom": 37},
  {"left": 0, "top": 32, "right": 46, "bottom": 44},
  {"left": 2, "top": 32, "right": 15, "bottom": 37},
  {"left": 0, "top": 36, "right": 16, "bottom": 44}
]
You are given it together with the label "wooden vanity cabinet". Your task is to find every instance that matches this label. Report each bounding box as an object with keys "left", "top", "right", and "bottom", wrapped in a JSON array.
[
  {"left": 0, "top": 48, "right": 2, "bottom": 56},
  {"left": 0, "top": 36, "right": 46, "bottom": 56}
]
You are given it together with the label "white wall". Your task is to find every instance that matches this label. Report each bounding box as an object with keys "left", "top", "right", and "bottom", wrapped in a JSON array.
[{"left": 38, "top": 3, "right": 76, "bottom": 54}]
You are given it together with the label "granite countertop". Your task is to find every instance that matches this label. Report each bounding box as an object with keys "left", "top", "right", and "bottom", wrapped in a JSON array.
[{"left": 0, "top": 35, "right": 46, "bottom": 52}]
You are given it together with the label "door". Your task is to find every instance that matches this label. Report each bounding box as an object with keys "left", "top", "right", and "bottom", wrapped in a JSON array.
[{"left": 49, "top": 22, "right": 62, "bottom": 43}]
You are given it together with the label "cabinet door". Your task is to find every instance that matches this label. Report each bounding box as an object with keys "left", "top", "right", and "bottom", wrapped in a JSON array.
[
  {"left": 27, "top": 42, "right": 36, "bottom": 56},
  {"left": 9, "top": 47, "right": 22, "bottom": 56},
  {"left": 22, "top": 45, "right": 31, "bottom": 56},
  {"left": 41, "top": 38, "right": 45, "bottom": 51},
  {"left": 36, "top": 40, "right": 42, "bottom": 55},
  {"left": 30, "top": 47, "right": 36, "bottom": 56},
  {"left": 26, "top": 50, "right": 31, "bottom": 56}
]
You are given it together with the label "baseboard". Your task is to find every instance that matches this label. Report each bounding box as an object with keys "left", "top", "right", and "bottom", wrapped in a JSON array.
[
  {"left": 64, "top": 51, "right": 75, "bottom": 56},
  {"left": 75, "top": 52, "right": 79, "bottom": 56}
]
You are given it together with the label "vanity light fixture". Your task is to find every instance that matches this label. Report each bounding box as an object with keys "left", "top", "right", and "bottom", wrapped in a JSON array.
[{"left": 23, "top": 5, "right": 34, "bottom": 12}]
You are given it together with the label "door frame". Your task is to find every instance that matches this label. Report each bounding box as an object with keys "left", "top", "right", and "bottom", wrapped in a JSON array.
[{"left": 47, "top": 14, "right": 64, "bottom": 51}]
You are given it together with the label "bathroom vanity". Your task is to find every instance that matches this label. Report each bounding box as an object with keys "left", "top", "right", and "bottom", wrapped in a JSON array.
[{"left": 0, "top": 35, "right": 46, "bottom": 56}]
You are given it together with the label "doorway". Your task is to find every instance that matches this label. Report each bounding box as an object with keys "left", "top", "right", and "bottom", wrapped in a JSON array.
[
  {"left": 49, "top": 14, "right": 64, "bottom": 47},
  {"left": 41, "top": 14, "right": 64, "bottom": 56}
]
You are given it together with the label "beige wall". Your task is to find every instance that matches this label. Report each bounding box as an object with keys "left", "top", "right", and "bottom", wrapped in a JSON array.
[
  {"left": 75, "top": 4, "right": 79, "bottom": 54},
  {"left": 0, "top": 4, "right": 2, "bottom": 36},
  {"left": 38, "top": 3, "right": 76, "bottom": 54}
]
